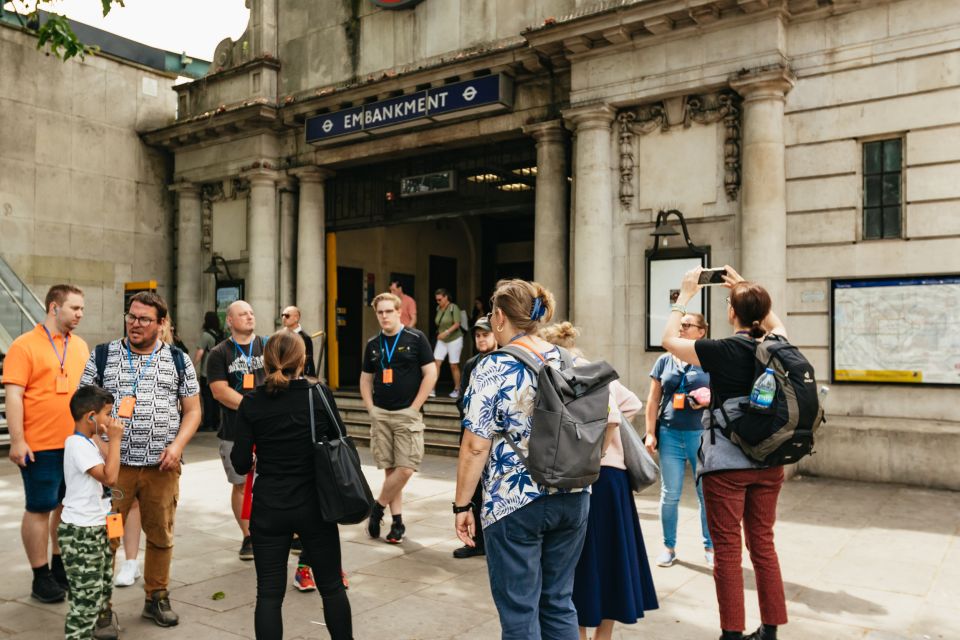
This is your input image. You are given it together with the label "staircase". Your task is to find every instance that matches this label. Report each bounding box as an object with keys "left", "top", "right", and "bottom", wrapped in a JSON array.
[{"left": 334, "top": 391, "right": 463, "bottom": 457}]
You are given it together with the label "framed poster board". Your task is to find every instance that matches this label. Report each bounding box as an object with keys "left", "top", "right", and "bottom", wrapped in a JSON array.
[
  {"left": 831, "top": 275, "right": 960, "bottom": 385},
  {"left": 646, "top": 249, "right": 708, "bottom": 351},
  {"left": 216, "top": 280, "right": 244, "bottom": 331}
]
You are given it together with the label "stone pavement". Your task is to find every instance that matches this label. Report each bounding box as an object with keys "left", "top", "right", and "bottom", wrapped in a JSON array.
[{"left": 0, "top": 432, "right": 957, "bottom": 640}]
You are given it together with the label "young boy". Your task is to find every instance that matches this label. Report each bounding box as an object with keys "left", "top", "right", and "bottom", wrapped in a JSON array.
[{"left": 58, "top": 385, "right": 124, "bottom": 640}]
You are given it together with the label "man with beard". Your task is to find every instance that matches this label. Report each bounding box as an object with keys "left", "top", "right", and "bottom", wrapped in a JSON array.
[
  {"left": 3, "top": 285, "right": 89, "bottom": 603},
  {"left": 80, "top": 292, "right": 201, "bottom": 637}
]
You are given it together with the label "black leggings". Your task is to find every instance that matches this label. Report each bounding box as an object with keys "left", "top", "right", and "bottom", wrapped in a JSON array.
[{"left": 250, "top": 499, "right": 352, "bottom": 640}]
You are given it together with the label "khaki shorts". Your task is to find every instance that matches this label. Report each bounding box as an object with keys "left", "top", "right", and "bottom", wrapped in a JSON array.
[{"left": 369, "top": 406, "right": 425, "bottom": 471}]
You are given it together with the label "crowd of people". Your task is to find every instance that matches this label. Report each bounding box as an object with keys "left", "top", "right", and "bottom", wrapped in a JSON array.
[{"left": 2, "top": 267, "right": 791, "bottom": 640}]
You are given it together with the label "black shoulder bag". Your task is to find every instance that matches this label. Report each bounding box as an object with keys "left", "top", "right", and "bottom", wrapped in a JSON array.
[{"left": 308, "top": 384, "right": 374, "bottom": 524}]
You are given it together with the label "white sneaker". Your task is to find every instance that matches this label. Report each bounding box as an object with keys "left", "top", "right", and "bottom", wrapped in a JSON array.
[
  {"left": 114, "top": 559, "right": 141, "bottom": 587},
  {"left": 428, "top": 390, "right": 436, "bottom": 398},
  {"left": 656, "top": 549, "right": 676, "bottom": 567},
  {"left": 705, "top": 550, "right": 715, "bottom": 569},
  {"left": 448, "top": 390, "right": 459, "bottom": 399}
]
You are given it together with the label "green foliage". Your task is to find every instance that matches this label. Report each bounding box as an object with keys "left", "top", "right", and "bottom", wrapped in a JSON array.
[{"left": 8, "top": 0, "right": 125, "bottom": 61}]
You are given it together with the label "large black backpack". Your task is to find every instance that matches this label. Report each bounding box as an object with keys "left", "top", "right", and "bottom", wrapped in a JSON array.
[{"left": 711, "top": 334, "right": 824, "bottom": 466}]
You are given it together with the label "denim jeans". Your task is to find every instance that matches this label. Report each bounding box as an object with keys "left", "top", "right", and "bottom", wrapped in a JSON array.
[
  {"left": 659, "top": 426, "right": 713, "bottom": 550},
  {"left": 483, "top": 492, "right": 590, "bottom": 640}
]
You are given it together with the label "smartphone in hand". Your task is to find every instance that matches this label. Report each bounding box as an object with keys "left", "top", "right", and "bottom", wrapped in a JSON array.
[{"left": 698, "top": 268, "right": 727, "bottom": 285}]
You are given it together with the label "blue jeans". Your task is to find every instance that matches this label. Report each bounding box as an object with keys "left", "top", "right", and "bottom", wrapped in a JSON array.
[
  {"left": 484, "top": 492, "right": 590, "bottom": 640},
  {"left": 659, "top": 427, "right": 712, "bottom": 550}
]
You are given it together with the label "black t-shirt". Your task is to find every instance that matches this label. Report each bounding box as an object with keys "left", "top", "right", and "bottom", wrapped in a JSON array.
[
  {"left": 206, "top": 336, "right": 268, "bottom": 440},
  {"left": 361, "top": 328, "right": 433, "bottom": 410},
  {"left": 694, "top": 336, "right": 758, "bottom": 402}
]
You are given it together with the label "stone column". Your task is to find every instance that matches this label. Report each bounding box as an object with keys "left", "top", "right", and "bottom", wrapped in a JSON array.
[
  {"left": 731, "top": 68, "right": 796, "bottom": 311},
  {"left": 243, "top": 168, "right": 280, "bottom": 331},
  {"left": 278, "top": 178, "right": 297, "bottom": 308},
  {"left": 523, "top": 120, "right": 570, "bottom": 320},
  {"left": 291, "top": 167, "right": 333, "bottom": 338},
  {"left": 171, "top": 182, "right": 202, "bottom": 350},
  {"left": 563, "top": 104, "right": 615, "bottom": 360}
]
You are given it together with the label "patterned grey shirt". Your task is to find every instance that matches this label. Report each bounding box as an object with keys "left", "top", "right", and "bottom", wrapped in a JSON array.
[{"left": 79, "top": 340, "right": 200, "bottom": 466}]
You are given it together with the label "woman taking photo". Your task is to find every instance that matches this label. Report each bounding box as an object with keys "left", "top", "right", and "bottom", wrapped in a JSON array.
[
  {"left": 660, "top": 266, "right": 788, "bottom": 640},
  {"left": 644, "top": 313, "right": 714, "bottom": 569},
  {"left": 231, "top": 330, "right": 352, "bottom": 640},
  {"left": 454, "top": 280, "right": 613, "bottom": 640}
]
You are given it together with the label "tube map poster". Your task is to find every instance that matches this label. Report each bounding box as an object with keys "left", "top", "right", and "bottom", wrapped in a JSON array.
[{"left": 831, "top": 276, "right": 960, "bottom": 385}]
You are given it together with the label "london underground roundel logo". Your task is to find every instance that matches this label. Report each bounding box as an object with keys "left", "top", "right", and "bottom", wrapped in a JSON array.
[{"left": 370, "top": 0, "right": 424, "bottom": 8}]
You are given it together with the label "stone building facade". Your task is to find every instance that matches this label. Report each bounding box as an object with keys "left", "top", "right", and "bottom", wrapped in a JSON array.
[{"left": 143, "top": 0, "right": 960, "bottom": 489}]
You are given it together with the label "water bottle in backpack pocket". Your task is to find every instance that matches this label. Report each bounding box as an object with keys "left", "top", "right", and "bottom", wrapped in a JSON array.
[{"left": 749, "top": 368, "right": 777, "bottom": 411}]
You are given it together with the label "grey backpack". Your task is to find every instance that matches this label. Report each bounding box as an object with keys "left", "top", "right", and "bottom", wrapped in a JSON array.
[{"left": 496, "top": 344, "right": 620, "bottom": 489}]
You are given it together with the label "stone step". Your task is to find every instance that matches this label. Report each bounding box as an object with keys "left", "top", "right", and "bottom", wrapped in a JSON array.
[{"left": 336, "top": 391, "right": 462, "bottom": 458}]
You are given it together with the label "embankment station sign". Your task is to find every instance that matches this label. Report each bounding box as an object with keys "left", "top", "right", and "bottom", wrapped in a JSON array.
[{"left": 305, "top": 74, "right": 513, "bottom": 144}]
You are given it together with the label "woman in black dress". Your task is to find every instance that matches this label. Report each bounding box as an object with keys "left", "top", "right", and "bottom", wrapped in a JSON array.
[{"left": 231, "top": 329, "right": 352, "bottom": 640}]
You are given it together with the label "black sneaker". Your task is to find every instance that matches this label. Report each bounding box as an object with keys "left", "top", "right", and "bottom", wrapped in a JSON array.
[
  {"left": 92, "top": 608, "right": 120, "bottom": 640},
  {"left": 385, "top": 521, "right": 405, "bottom": 544},
  {"left": 142, "top": 589, "right": 179, "bottom": 627},
  {"left": 290, "top": 537, "right": 302, "bottom": 556},
  {"left": 239, "top": 535, "right": 254, "bottom": 561},
  {"left": 30, "top": 571, "right": 66, "bottom": 603},
  {"left": 452, "top": 545, "right": 485, "bottom": 559},
  {"left": 367, "top": 503, "right": 385, "bottom": 539}
]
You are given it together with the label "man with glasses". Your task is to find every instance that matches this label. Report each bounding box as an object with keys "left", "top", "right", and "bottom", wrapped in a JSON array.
[
  {"left": 79, "top": 291, "right": 201, "bottom": 637},
  {"left": 280, "top": 305, "right": 316, "bottom": 377},
  {"left": 3, "top": 284, "right": 89, "bottom": 604},
  {"left": 360, "top": 292, "right": 436, "bottom": 544},
  {"left": 206, "top": 300, "right": 267, "bottom": 561}
]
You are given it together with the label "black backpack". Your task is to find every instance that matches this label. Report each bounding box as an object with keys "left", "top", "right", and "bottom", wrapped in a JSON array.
[
  {"left": 711, "top": 334, "right": 824, "bottom": 466},
  {"left": 93, "top": 342, "right": 188, "bottom": 388}
]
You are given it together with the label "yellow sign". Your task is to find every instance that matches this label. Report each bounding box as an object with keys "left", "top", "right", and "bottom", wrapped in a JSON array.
[
  {"left": 124, "top": 280, "right": 157, "bottom": 291},
  {"left": 834, "top": 369, "right": 923, "bottom": 383}
]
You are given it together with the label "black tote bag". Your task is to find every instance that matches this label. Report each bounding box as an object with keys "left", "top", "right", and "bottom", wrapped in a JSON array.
[{"left": 308, "top": 384, "right": 374, "bottom": 525}]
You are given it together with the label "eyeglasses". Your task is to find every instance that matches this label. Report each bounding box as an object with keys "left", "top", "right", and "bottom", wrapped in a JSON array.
[
  {"left": 124, "top": 313, "right": 156, "bottom": 327},
  {"left": 281, "top": 313, "right": 291, "bottom": 318},
  {"left": 680, "top": 322, "right": 703, "bottom": 330}
]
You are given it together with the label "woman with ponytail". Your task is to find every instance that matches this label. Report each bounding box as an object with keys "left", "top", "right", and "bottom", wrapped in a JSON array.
[
  {"left": 660, "top": 266, "right": 789, "bottom": 640},
  {"left": 454, "top": 280, "right": 617, "bottom": 639},
  {"left": 231, "top": 330, "right": 353, "bottom": 640}
]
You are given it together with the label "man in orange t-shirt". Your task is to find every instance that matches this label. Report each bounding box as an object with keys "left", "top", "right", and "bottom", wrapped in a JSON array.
[
  {"left": 2, "top": 284, "right": 89, "bottom": 604},
  {"left": 389, "top": 280, "right": 418, "bottom": 329}
]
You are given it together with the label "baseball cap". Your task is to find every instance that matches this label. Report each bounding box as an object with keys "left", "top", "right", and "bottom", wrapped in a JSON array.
[{"left": 473, "top": 315, "right": 492, "bottom": 332}]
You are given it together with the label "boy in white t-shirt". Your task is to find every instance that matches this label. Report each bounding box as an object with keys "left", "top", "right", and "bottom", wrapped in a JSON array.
[{"left": 58, "top": 385, "right": 124, "bottom": 640}]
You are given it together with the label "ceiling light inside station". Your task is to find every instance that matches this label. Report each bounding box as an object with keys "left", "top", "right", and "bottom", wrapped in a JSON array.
[
  {"left": 497, "top": 182, "right": 532, "bottom": 192},
  {"left": 511, "top": 166, "right": 537, "bottom": 177},
  {"left": 467, "top": 173, "right": 502, "bottom": 183}
]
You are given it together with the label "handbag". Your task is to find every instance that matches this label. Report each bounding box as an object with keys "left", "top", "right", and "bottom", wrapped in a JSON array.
[
  {"left": 655, "top": 362, "right": 692, "bottom": 449},
  {"left": 308, "top": 384, "right": 374, "bottom": 524},
  {"left": 619, "top": 415, "right": 660, "bottom": 492}
]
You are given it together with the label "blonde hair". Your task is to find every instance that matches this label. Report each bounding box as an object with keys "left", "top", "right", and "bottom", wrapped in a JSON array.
[
  {"left": 540, "top": 322, "right": 580, "bottom": 349},
  {"left": 684, "top": 312, "right": 708, "bottom": 332},
  {"left": 371, "top": 292, "right": 401, "bottom": 311},
  {"left": 263, "top": 329, "right": 305, "bottom": 395},
  {"left": 490, "top": 279, "right": 555, "bottom": 335}
]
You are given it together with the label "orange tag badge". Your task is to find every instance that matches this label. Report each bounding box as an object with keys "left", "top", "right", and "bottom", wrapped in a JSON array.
[
  {"left": 382, "top": 368, "right": 394, "bottom": 384},
  {"left": 117, "top": 396, "right": 136, "bottom": 419},
  {"left": 55, "top": 373, "right": 70, "bottom": 394},
  {"left": 243, "top": 373, "right": 255, "bottom": 390},
  {"left": 672, "top": 393, "right": 686, "bottom": 410},
  {"left": 106, "top": 513, "right": 124, "bottom": 539}
]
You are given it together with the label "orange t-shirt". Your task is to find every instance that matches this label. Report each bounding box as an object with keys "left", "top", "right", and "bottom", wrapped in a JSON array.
[
  {"left": 400, "top": 294, "right": 417, "bottom": 328},
  {"left": 1, "top": 324, "right": 90, "bottom": 452}
]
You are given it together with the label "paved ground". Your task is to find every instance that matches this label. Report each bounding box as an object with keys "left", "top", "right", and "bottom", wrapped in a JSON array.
[{"left": 0, "top": 432, "right": 957, "bottom": 639}]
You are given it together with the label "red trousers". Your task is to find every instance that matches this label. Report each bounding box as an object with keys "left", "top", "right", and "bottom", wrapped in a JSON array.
[{"left": 702, "top": 467, "right": 788, "bottom": 632}]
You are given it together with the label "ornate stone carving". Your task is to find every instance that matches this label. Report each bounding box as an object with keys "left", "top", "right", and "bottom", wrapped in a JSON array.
[
  {"left": 616, "top": 91, "right": 742, "bottom": 206},
  {"left": 200, "top": 182, "right": 225, "bottom": 252}
]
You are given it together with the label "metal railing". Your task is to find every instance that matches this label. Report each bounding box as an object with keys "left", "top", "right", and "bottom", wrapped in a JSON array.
[{"left": 0, "top": 255, "right": 43, "bottom": 352}]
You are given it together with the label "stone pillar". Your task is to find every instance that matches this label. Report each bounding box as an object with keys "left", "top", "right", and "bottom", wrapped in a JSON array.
[
  {"left": 291, "top": 167, "right": 333, "bottom": 338},
  {"left": 523, "top": 120, "right": 570, "bottom": 320},
  {"left": 731, "top": 68, "right": 796, "bottom": 311},
  {"left": 171, "top": 182, "right": 202, "bottom": 350},
  {"left": 243, "top": 168, "right": 280, "bottom": 331},
  {"left": 278, "top": 178, "right": 297, "bottom": 308},
  {"left": 564, "top": 104, "right": 615, "bottom": 360}
]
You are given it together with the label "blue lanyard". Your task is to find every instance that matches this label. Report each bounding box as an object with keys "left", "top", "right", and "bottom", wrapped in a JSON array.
[
  {"left": 233, "top": 338, "right": 255, "bottom": 370},
  {"left": 380, "top": 328, "right": 404, "bottom": 369},
  {"left": 508, "top": 332, "right": 526, "bottom": 344},
  {"left": 42, "top": 326, "right": 69, "bottom": 372},
  {"left": 125, "top": 340, "right": 159, "bottom": 395}
]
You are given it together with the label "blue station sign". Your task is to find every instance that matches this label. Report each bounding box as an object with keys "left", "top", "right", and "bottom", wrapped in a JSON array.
[{"left": 305, "top": 74, "right": 513, "bottom": 144}]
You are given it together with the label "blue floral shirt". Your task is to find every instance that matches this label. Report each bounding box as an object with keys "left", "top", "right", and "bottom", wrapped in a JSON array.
[{"left": 463, "top": 347, "right": 588, "bottom": 529}]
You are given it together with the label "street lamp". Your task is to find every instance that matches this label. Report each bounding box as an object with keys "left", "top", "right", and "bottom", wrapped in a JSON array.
[
  {"left": 650, "top": 208, "right": 697, "bottom": 254},
  {"left": 203, "top": 255, "right": 235, "bottom": 283}
]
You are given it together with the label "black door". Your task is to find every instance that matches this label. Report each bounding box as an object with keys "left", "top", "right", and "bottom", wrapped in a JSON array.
[
  {"left": 429, "top": 255, "right": 458, "bottom": 391},
  {"left": 336, "top": 266, "right": 364, "bottom": 388}
]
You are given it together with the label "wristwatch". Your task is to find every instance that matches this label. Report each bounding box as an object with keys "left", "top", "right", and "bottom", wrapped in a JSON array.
[{"left": 452, "top": 502, "right": 474, "bottom": 514}]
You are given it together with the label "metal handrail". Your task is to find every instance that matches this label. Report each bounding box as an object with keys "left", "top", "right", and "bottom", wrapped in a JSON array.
[
  {"left": 0, "top": 276, "right": 38, "bottom": 325},
  {"left": 0, "top": 255, "right": 43, "bottom": 310}
]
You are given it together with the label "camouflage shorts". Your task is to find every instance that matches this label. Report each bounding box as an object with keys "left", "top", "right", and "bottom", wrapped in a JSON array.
[{"left": 58, "top": 522, "right": 113, "bottom": 640}]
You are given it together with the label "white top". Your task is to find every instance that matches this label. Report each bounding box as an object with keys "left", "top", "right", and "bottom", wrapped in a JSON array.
[{"left": 61, "top": 434, "right": 111, "bottom": 527}]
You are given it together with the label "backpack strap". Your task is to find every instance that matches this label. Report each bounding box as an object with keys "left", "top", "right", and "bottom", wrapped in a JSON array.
[
  {"left": 169, "top": 344, "right": 187, "bottom": 389},
  {"left": 488, "top": 344, "right": 547, "bottom": 470},
  {"left": 94, "top": 343, "right": 109, "bottom": 385}
]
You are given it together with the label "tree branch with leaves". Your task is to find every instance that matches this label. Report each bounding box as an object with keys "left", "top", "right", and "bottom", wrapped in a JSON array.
[{"left": 4, "top": 0, "right": 125, "bottom": 60}]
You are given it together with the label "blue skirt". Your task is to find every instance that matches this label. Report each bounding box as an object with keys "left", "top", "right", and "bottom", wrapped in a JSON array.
[{"left": 573, "top": 466, "right": 659, "bottom": 627}]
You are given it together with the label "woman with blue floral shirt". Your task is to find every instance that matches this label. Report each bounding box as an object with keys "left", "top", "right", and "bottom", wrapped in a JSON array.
[{"left": 454, "top": 279, "right": 616, "bottom": 640}]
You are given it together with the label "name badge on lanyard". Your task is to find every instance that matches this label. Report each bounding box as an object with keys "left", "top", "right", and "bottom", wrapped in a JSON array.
[
  {"left": 43, "top": 326, "right": 71, "bottom": 394},
  {"left": 234, "top": 339, "right": 256, "bottom": 390},
  {"left": 380, "top": 329, "right": 404, "bottom": 386},
  {"left": 121, "top": 340, "right": 159, "bottom": 419}
]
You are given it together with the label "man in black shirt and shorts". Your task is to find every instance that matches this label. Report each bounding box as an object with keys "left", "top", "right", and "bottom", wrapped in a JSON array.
[
  {"left": 206, "top": 300, "right": 267, "bottom": 561},
  {"left": 360, "top": 292, "right": 437, "bottom": 544}
]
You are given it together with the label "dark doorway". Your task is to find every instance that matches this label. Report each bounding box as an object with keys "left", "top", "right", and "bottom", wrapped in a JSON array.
[
  {"left": 429, "top": 255, "right": 458, "bottom": 392},
  {"left": 336, "top": 266, "right": 364, "bottom": 388},
  {"left": 389, "top": 272, "right": 415, "bottom": 299}
]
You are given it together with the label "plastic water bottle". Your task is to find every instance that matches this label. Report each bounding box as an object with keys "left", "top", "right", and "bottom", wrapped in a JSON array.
[{"left": 749, "top": 368, "right": 777, "bottom": 410}]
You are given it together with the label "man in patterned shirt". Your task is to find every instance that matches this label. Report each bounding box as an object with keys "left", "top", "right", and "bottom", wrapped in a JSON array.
[{"left": 79, "top": 292, "right": 201, "bottom": 637}]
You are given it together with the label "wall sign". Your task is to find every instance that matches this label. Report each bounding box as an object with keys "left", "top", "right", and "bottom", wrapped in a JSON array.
[
  {"left": 371, "top": 0, "right": 425, "bottom": 8},
  {"left": 306, "top": 74, "right": 513, "bottom": 144}
]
